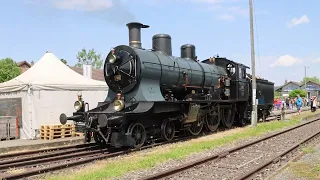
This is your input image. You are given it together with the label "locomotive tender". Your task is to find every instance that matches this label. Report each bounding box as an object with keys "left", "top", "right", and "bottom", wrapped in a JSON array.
[{"left": 60, "top": 22, "right": 274, "bottom": 148}]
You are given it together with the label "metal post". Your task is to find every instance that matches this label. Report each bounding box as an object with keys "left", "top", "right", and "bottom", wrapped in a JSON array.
[
  {"left": 304, "top": 66, "right": 309, "bottom": 98},
  {"left": 304, "top": 66, "right": 307, "bottom": 88},
  {"left": 249, "top": 0, "right": 257, "bottom": 127}
]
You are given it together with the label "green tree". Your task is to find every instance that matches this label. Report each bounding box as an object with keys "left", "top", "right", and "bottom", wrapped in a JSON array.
[
  {"left": 301, "top": 76, "right": 320, "bottom": 84},
  {"left": 0, "top": 58, "right": 21, "bottom": 83},
  {"left": 289, "top": 89, "right": 307, "bottom": 98},
  {"left": 75, "top": 48, "right": 103, "bottom": 69},
  {"left": 60, "top": 58, "right": 67, "bottom": 65},
  {"left": 274, "top": 91, "right": 281, "bottom": 99}
]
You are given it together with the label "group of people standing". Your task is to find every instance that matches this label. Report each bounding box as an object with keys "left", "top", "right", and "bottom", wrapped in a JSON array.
[{"left": 282, "top": 95, "right": 318, "bottom": 114}]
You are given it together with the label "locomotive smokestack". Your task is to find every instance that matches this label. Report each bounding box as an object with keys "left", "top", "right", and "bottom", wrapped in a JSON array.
[{"left": 126, "top": 22, "right": 149, "bottom": 48}]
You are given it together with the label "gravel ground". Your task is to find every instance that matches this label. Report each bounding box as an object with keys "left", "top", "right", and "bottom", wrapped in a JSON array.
[
  {"left": 112, "top": 113, "right": 318, "bottom": 180},
  {"left": 269, "top": 140, "right": 320, "bottom": 180},
  {"left": 164, "top": 119, "right": 320, "bottom": 180}
]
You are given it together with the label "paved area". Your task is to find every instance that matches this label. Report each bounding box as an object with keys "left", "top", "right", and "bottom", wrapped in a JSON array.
[
  {"left": 268, "top": 141, "right": 320, "bottom": 180},
  {"left": 0, "top": 136, "right": 84, "bottom": 154},
  {"left": 270, "top": 107, "right": 309, "bottom": 115}
]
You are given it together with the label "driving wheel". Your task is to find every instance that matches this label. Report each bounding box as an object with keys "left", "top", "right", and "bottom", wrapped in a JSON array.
[
  {"left": 205, "top": 108, "right": 220, "bottom": 132},
  {"left": 128, "top": 122, "right": 146, "bottom": 149},
  {"left": 187, "top": 109, "right": 205, "bottom": 136},
  {"left": 221, "top": 107, "right": 234, "bottom": 129},
  {"left": 161, "top": 119, "right": 175, "bottom": 141}
]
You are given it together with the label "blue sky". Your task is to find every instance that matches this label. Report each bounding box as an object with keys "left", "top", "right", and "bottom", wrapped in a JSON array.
[{"left": 0, "top": 0, "right": 318, "bottom": 86}]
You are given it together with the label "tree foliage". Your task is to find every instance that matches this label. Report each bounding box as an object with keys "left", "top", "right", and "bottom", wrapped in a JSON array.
[
  {"left": 61, "top": 58, "right": 67, "bottom": 65},
  {"left": 75, "top": 48, "right": 103, "bottom": 69},
  {"left": 274, "top": 91, "right": 281, "bottom": 99},
  {"left": 301, "top": 76, "right": 320, "bottom": 84},
  {"left": 289, "top": 89, "right": 307, "bottom": 98},
  {"left": 0, "top": 58, "right": 21, "bottom": 83}
]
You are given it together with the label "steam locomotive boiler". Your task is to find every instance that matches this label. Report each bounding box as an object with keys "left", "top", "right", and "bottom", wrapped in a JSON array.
[{"left": 60, "top": 22, "right": 274, "bottom": 149}]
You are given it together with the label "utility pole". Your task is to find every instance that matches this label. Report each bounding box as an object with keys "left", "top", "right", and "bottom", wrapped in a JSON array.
[
  {"left": 304, "top": 66, "right": 307, "bottom": 89},
  {"left": 249, "top": 0, "right": 257, "bottom": 127},
  {"left": 304, "top": 66, "right": 309, "bottom": 98}
]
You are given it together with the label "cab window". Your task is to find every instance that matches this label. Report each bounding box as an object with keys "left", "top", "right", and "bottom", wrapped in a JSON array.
[
  {"left": 226, "top": 63, "right": 235, "bottom": 76},
  {"left": 241, "top": 68, "right": 246, "bottom": 79}
]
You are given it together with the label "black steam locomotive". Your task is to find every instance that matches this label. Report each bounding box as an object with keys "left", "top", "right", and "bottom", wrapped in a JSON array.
[{"left": 60, "top": 22, "right": 274, "bottom": 148}]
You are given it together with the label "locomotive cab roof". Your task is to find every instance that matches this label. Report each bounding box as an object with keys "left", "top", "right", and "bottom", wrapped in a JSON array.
[{"left": 202, "top": 57, "right": 250, "bottom": 69}]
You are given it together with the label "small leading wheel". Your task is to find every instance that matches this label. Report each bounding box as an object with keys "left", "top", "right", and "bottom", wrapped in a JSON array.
[
  {"left": 128, "top": 123, "right": 147, "bottom": 149},
  {"left": 205, "top": 108, "right": 220, "bottom": 132},
  {"left": 161, "top": 119, "right": 175, "bottom": 141},
  {"left": 93, "top": 132, "right": 106, "bottom": 145},
  {"left": 187, "top": 110, "right": 205, "bottom": 136}
]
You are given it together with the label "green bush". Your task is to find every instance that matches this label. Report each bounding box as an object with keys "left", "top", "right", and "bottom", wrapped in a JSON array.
[
  {"left": 0, "top": 58, "right": 21, "bottom": 83},
  {"left": 289, "top": 89, "right": 307, "bottom": 98}
]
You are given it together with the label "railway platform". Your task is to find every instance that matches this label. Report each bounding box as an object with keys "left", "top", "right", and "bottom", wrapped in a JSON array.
[{"left": 0, "top": 136, "right": 84, "bottom": 154}]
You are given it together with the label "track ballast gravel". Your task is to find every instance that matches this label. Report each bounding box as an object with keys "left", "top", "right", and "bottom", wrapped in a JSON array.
[{"left": 166, "top": 118, "right": 320, "bottom": 180}]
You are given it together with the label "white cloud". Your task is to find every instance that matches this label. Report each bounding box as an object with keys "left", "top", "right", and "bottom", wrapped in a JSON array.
[
  {"left": 207, "top": 4, "right": 248, "bottom": 21},
  {"left": 270, "top": 55, "right": 302, "bottom": 67},
  {"left": 36, "top": 0, "right": 114, "bottom": 11},
  {"left": 287, "top": 15, "right": 310, "bottom": 28},
  {"left": 311, "top": 58, "right": 320, "bottom": 63},
  {"left": 218, "top": 14, "right": 234, "bottom": 21},
  {"left": 191, "top": 0, "right": 240, "bottom": 3}
]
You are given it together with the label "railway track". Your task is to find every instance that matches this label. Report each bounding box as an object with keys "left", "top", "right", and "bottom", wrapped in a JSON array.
[
  {"left": 140, "top": 113, "right": 320, "bottom": 180},
  {"left": 0, "top": 108, "right": 309, "bottom": 180},
  {"left": 0, "top": 135, "right": 197, "bottom": 180}
]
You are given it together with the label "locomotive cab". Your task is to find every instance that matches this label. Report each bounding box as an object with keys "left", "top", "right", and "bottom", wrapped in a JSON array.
[{"left": 202, "top": 57, "right": 249, "bottom": 102}]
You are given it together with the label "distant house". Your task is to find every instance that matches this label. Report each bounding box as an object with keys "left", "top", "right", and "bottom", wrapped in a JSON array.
[
  {"left": 275, "top": 81, "right": 301, "bottom": 97},
  {"left": 69, "top": 67, "right": 105, "bottom": 82},
  {"left": 300, "top": 81, "right": 320, "bottom": 99},
  {"left": 17, "top": 61, "right": 31, "bottom": 73},
  {"left": 275, "top": 80, "right": 320, "bottom": 99}
]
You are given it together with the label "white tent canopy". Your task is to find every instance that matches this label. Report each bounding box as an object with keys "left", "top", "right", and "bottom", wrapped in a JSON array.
[
  {"left": 0, "top": 52, "right": 109, "bottom": 139},
  {"left": 0, "top": 51, "right": 107, "bottom": 92}
]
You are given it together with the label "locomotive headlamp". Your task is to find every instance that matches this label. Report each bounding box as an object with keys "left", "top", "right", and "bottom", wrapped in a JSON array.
[
  {"left": 108, "top": 54, "right": 117, "bottom": 64},
  {"left": 113, "top": 99, "right": 125, "bottom": 111},
  {"left": 74, "top": 100, "right": 83, "bottom": 111},
  {"left": 108, "top": 49, "right": 117, "bottom": 64}
]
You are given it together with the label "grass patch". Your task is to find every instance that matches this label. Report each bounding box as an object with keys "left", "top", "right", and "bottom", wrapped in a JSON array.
[
  {"left": 290, "top": 162, "right": 320, "bottom": 178},
  {"left": 46, "top": 111, "right": 319, "bottom": 180},
  {"left": 301, "top": 146, "right": 316, "bottom": 154}
]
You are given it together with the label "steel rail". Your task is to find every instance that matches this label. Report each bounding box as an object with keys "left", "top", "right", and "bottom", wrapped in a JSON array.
[
  {"left": 0, "top": 136, "right": 191, "bottom": 180},
  {"left": 0, "top": 145, "right": 102, "bottom": 166},
  {"left": 0, "top": 147, "right": 109, "bottom": 170},
  {"left": 235, "top": 125, "right": 320, "bottom": 179},
  {"left": 0, "top": 143, "right": 97, "bottom": 159},
  {"left": 139, "top": 114, "right": 320, "bottom": 180}
]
